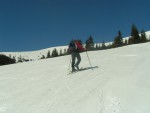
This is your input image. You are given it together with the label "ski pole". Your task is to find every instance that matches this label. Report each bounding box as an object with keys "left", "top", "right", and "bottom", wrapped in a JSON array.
[{"left": 85, "top": 51, "right": 93, "bottom": 70}]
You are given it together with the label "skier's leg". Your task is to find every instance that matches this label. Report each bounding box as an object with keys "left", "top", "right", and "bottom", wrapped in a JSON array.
[
  {"left": 75, "top": 53, "right": 81, "bottom": 70},
  {"left": 71, "top": 52, "right": 76, "bottom": 71}
]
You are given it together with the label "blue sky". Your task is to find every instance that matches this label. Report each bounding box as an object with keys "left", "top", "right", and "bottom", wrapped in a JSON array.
[{"left": 0, "top": 0, "right": 150, "bottom": 52}]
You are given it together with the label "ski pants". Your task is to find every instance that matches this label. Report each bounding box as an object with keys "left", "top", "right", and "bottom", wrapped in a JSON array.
[{"left": 71, "top": 52, "right": 81, "bottom": 69}]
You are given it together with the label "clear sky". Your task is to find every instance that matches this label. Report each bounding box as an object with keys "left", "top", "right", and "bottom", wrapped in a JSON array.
[{"left": 0, "top": 0, "right": 150, "bottom": 52}]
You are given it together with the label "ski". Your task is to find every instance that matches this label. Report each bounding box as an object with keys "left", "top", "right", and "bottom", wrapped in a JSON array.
[
  {"left": 67, "top": 69, "right": 79, "bottom": 75},
  {"left": 67, "top": 66, "right": 99, "bottom": 75},
  {"left": 67, "top": 67, "right": 85, "bottom": 75}
]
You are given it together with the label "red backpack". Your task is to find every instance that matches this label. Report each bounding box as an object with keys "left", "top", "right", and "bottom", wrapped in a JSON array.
[{"left": 75, "top": 41, "right": 85, "bottom": 52}]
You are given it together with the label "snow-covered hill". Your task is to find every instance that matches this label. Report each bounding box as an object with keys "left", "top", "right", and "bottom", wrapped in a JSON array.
[
  {"left": 0, "top": 42, "right": 150, "bottom": 113},
  {"left": 0, "top": 46, "right": 68, "bottom": 61},
  {"left": 1, "top": 31, "right": 150, "bottom": 62},
  {"left": 122, "top": 31, "right": 150, "bottom": 41}
]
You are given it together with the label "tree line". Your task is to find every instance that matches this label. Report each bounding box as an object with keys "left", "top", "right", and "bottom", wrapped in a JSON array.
[
  {"left": 42, "top": 23, "right": 150, "bottom": 59},
  {"left": 1, "top": 24, "right": 149, "bottom": 66},
  {"left": 85, "top": 24, "right": 149, "bottom": 51}
]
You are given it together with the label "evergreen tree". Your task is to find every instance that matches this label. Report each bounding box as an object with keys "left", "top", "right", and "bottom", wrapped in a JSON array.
[
  {"left": 140, "top": 30, "right": 147, "bottom": 43},
  {"left": 85, "top": 36, "right": 94, "bottom": 51},
  {"left": 0, "top": 54, "right": 16, "bottom": 66},
  {"left": 131, "top": 24, "right": 140, "bottom": 44},
  {"left": 18, "top": 55, "right": 23, "bottom": 62},
  {"left": 113, "top": 31, "right": 123, "bottom": 47},
  {"left": 41, "top": 55, "right": 45, "bottom": 59},
  {"left": 64, "top": 48, "right": 67, "bottom": 55},
  {"left": 52, "top": 48, "right": 58, "bottom": 57},
  {"left": 13, "top": 56, "right": 16, "bottom": 60},
  {"left": 124, "top": 39, "right": 128, "bottom": 45},
  {"left": 47, "top": 51, "right": 51, "bottom": 58}
]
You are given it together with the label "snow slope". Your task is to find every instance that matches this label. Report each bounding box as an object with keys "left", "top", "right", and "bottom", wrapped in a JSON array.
[
  {"left": 0, "top": 46, "right": 68, "bottom": 61},
  {"left": 0, "top": 42, "right": 150, "bottom": 113},
  {"left": 1, "top": 31, "right": 150, "bottom": 61}
]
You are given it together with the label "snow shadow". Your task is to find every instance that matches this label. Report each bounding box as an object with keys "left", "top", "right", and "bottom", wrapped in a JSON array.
[{"left": 80, "top": 66, "right": 99, "bottom": 71}]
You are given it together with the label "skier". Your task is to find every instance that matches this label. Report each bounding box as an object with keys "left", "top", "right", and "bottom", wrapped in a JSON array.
[{"left": 68, "top": 40, "right": 86, "bottom": 72}]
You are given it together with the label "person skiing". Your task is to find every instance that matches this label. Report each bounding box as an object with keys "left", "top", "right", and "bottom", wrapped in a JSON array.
[{"left": 68, "top": 40, "right": 86, "bottom": 71}]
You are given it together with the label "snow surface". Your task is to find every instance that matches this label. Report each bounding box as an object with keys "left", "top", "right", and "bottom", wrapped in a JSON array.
[{"left": 0, "top": 42, "right": 150, "bottom": 113}]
